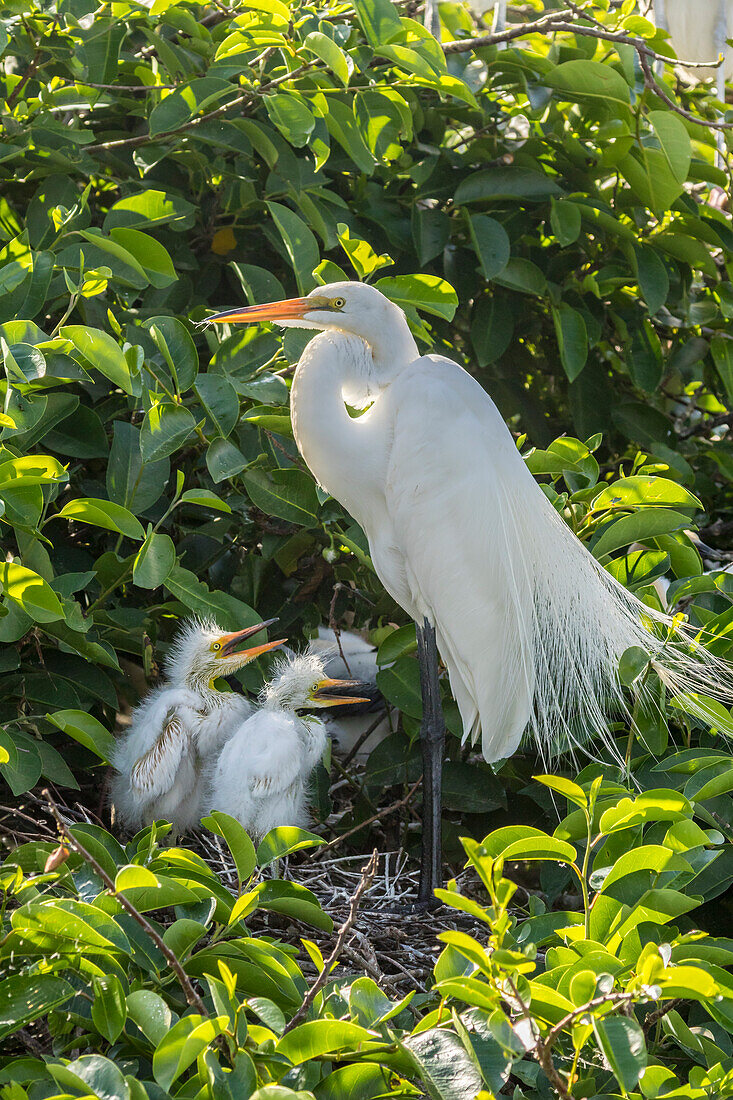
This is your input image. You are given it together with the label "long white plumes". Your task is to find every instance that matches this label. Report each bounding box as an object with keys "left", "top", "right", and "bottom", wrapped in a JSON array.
[{"left": 488, "top": 480, "right": 733, "bottom": 765}]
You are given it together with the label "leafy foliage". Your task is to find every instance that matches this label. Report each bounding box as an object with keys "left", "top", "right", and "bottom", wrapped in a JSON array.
[{"left": 4, "top": 0, "right": 733, "bottom": 1095}]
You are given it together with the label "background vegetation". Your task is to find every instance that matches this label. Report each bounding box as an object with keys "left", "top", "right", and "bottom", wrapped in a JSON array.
[{"left": 5, "top": 0, "right": 733, "bottom": 1096}]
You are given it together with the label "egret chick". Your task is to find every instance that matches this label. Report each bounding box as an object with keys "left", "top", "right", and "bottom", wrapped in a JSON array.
[
  {"left": 111, "top": 618, "right": 285, "bottom": 834},
  {"left": 208, "top": 648, "right": 368, "bottom": 840}
]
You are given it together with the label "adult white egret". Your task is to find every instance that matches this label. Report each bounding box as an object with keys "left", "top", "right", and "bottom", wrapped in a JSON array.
[
  {"left": 210, "top": 282, "right": 732, "bottom": 902},
  {"left": 207, "top": 647, "right": 368, "bottom": 839},
  {"left": 111, "top": 618, "right": 285, "bottom": 834}
]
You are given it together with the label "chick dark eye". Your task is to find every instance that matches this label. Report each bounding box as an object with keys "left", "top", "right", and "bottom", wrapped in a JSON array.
[{"left": 332, "top": 297, "right": 345, "bottom": 309}]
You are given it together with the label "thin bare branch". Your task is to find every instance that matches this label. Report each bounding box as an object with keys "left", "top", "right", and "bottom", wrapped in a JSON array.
[
  {"left": 283, "top": 849, "right": 378, "bottom": 1033},
  {"left": 311, "top": 779, "right": 421, "bottom": 858},
  {"left": 43, "top": 789, "right": 208, "bottom": 1015}
]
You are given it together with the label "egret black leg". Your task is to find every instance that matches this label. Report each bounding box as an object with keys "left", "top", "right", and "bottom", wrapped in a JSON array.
[{"left": 416, "top": 618, "right": 445, "bottom": 905}]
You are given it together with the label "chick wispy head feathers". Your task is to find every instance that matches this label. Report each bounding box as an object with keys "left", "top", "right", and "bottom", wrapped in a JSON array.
[
  {"left": 260, "top": 644, "right": 369, "bottom": 711},
  {"left": 165, "top": 617, "right": 284, "bottom": 689}
]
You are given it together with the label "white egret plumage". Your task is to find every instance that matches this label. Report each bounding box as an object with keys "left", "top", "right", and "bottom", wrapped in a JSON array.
[
  {"left": 210, "top": 281, "right": 733, "bottom": 902},
  {"left": 111, "top": 618, "right": 285, "bottom": 834},
  {"left": 207, "top": 647, "right": 369, "bottom": 839}
]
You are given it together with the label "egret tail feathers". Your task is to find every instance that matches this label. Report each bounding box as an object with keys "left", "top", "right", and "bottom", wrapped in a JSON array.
[{"left": 476, "top": 480, "right": 733, "bottom": 764}]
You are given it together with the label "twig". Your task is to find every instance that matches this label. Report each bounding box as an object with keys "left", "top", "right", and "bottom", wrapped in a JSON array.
[
  {"left": 342, "top": 708, "right": 389, "bottom": 767},
  {"left": 443, "top": 12, "right": 733, "bottom": 133},
  {"left": 42, "top": 789, "right": 208, "bottom": 1015},
  {"left": 85, "top": 61, "right": 317, "bottom": 154},
  {"left": 311, "top": 779, "right": 422, "bottom": 858},
  {"left": 283, "top": 849, "right": 378, "bottom": 1033},
  {"left": 643, "top": 997, "right": 683, "bottom": 1033}
]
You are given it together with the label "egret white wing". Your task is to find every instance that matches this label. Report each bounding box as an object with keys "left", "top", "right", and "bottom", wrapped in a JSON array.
[
  {"left": 377, "top": 356, "right": 536, "bottom": 760},
  {"left": 130, "top": 707, "right": 190, "bottom": 798}
]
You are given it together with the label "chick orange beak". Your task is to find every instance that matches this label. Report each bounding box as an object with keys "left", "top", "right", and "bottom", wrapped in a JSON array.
[
  {"left": 310, "top": 677, "right": 371, "bottom": 707},
  {"left": 208, "top": 297, "right": 329, "bottom": 325},
  {"left": 217, "top": 619, "right": 282, "bottom": 659}
]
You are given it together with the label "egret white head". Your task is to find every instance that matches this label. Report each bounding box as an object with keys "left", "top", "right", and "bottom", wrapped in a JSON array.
[
  {"left": 208, "top": 281, "right": 417, "bottom": 371},
  {"left": 166, "top": 618, "right": 286, "bottom": 691},
  {"left": 261, "top": 646, "right": 370, "bottom": 712}
]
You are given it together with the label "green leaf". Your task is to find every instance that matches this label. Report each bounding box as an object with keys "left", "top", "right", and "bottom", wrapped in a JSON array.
[
  {"left": 712, "top": 335, "right": 733, "bottom": 405},
  {"left": 376, "top": 623, "right": 417, "bottom": 665},
  {"left": 468, "top": 215, "right": 510, "bottom": 280},
  {"left": 547, "top": 59, "right": 632, "bottom": 112},
  {"left": 636, "top": 244, "right": 669, "bottom": 316},
  {"left": 133, "top": 531, "right": 176, "bottom": 589},
  {"left": 107, "top": 422, "right": 170, "bottom": 512},
  {"left": 195, "top": 372, "right": 239, "bottom": 438},
  {"left": 152, "top": 1014, "right": 228, "bottom": 1091},
  {"left": 104, "top": 189, "right": 196, "bottom": 232},
  {"left": 552, "top": 303, "right": 588, "bottom": 381},
  {"left": 376, "top": 655, "right": 422, "bottom": 718},
  {"left": 304, "top": 31, "right": 351, "bottom": 86},
  {"left": 110, "top": 228, "right": 177, "bottom": 289},
  {"left": 61, "top": 326, "right": 134, "bottom": 394},
  {"left": 353, "top": 0, "right": 404, "bottom": 48},
  {"left": 180, "top": 488, "right": 232, "bottom": 512},
  {"left": 0, "top": 562, "right": 65, "bottom": 623},
  {"left": 375, "top": 273, "right": 458, "bottom": 320},
  {"left": 265, "top": 93, "right": 315, "bottom": 147},
  {"left": 593, "top": 508, "right": 691, "bottom": 559},
  {"left": 243, "top": 468, "right": 319, "bottom": 526},
  {"left": 164, "top": 564, "right": 258, "bottom": 629},
  {"left": 550, "top": 198, "right": 581, "bottom": 246},
  {"left": 126, "top": 990, "right": 175, "bottom": 1046},
  {"left": 202, "top": 810, "right": 257, "bottom": 888},
  {"left": 91, "top": 974, "right": 127, "bottom": 1044},
  {"left": 140, "top": 402, "right": 196, "bottom": 462},
  {"left": 266, "top": 202, "right": 320, "bottom": 295},
  {"left": 591, "top": 476, "right": 701, "bottom": 513},
  {"left": 276, "top": 1020, "right": 375, "bottom": 1065},
  {"left": 455, "top": 167, "right": 562, "bottom": 205},
  {"left": 46, "top": 709, "right": 116, "bottom": 762},
  {"left": 481, "top": 825, "right": 577, "bottom": 864},
  {"left": 401, "top": 1028, "right": 484, "bottom": 1100},
  {"left": 256, "top": 879, "right": 333, "bottom": 932},
  {"left": 149, "top": 78, "right": 232, "bottom": 137},
  {"left": 145, "top": 315, "right": 199, "bottom": 393},
  {"left": 593, "top": 1016, "right": 647, "bottom": 1092},
  {"left": 336, "top": 223, "right": 393, "bottom": 279},
  {"left": 256, "top": 826, "right": 326, "bottom": 866},
  {"left": 535, "top": 775, "right": 588, "bottom": 810},
  {"left": 56, "top": 497, "right": 145, "bottom": 540},
  {"left": 0, "top": 974, "right": 74, "bottom": 1042},
  {"left": 618, "top": 645, "right": 650, "bottom": 686},
  {"left": 206, "top": 438, "right": 247, "bottom": 483},
  {"left": 599, "top": 790, "right": 692, "bottom": 833}
]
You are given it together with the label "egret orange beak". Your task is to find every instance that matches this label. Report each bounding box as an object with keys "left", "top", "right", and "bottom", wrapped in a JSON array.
[
  {"left": 216, "top": 619, "right": 282, "bottom": 660},
  {"left": 308, "top": 677, "right": 371, "bottom": 708},
  {"left": 208, "top": 297, "right": 330, "bottom": 325}
]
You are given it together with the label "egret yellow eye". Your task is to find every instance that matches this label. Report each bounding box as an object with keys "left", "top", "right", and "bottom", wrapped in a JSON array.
[
  {"left": 213, "top": 642, "right": 221, "bottom": 651},
  {"left": 332, "top": 297, "right": 345, "bottom": 309},
  {"left": 311, "top": 682, "right": 320, "bottom": 693}
]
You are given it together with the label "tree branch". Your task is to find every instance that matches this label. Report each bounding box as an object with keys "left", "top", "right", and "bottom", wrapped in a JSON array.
[
  {"left": 43, "top": 789, "right": 208, "bottom": 1015},
  {"left": 310, "top": 778, "right": 421, "bottom": 858},
  {"left": 443, "top": 11, "right": 733, "bottom": 133},
  {"left": 283, "top": 849, "right": 378, "bottom": 1033}
]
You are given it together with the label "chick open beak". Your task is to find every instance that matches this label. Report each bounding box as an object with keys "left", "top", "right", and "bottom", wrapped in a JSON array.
[
  {"left": 208, "top": 297, "right": 330, "bottom": 325},
  {"left": 309, "top": 677, "right": 371, "bottom": 708},
  {"left": 217, "top": 619, "right": 285, "bottom": 661}
]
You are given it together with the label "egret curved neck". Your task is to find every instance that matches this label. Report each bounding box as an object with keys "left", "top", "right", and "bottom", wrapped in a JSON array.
[{"left": 291, "top": 332, "right": 384, "bottom": 524}]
